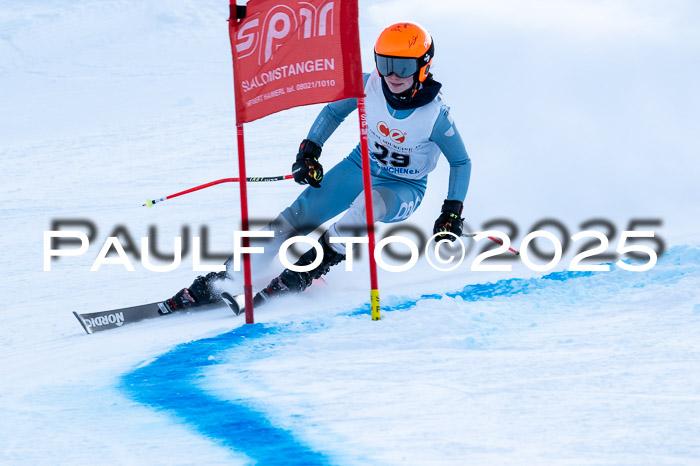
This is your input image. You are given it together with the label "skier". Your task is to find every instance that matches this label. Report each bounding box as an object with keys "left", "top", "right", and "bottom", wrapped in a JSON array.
[{"left": 163, "top": 22, "right": 472, "bottom": 312}]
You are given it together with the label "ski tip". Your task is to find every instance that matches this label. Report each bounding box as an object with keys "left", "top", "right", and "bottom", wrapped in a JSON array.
[
  {"left": 73, "top": 311, "right": 93, "bottom": 335},
  {"left": 221, "top": 291, "right": 244, "bottom": 316}
]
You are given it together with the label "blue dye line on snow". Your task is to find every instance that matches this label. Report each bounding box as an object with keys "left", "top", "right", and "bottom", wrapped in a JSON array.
[
  {"left": 119, "top": 246, "right": 698, "bottom": 462},
  {"left": 120, "top": 324, "right": 334, "bottom": 465},
  {"left": 119, "top": 268, "right": 598, "bottom": 463},
  {"left": 348, "top": 268, "right": 595, "bottom": 316}
]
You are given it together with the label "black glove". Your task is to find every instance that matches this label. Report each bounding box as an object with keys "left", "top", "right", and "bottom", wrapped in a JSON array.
[
  {"left": 292, "top": 139, "right": 324, "bottom": 188},
  {"left": 433, "top": 200, "right": 464, "bottom": 242}
]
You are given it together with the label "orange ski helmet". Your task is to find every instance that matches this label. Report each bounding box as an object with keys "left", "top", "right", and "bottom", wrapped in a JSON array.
[{"left": 374, "top": 22, "right": 434, "bottom": 83}]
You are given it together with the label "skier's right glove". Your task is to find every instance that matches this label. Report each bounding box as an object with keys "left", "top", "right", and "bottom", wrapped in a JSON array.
[
  {"left": 433, "top": 199, "right": 464, "bottom": 242},
  {"left": 292, "top": 139, "right": 324, "bottom": 188}
]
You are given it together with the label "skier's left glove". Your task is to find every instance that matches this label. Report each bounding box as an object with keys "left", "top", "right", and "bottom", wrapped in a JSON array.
[
  {"left": 433, "top": 200, "right": 464, "bottom": 242},
  {"left": 292, "top": 139, "right": 324, "bottom": 188}
]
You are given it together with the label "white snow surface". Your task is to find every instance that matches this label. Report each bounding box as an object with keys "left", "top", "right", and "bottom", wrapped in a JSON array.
[{"left": 2, "top": 1, "right": 700, "bottom": 464}]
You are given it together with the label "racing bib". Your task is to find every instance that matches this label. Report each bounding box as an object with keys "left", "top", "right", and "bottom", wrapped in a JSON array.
[{"left": 364, "top": 72, "right": 443, "bottom": 180}]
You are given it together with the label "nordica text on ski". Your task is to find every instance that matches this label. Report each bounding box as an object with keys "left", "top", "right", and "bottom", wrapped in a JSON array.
[{"left": 85, "top": 312, "right": 125, "bottom": 328}]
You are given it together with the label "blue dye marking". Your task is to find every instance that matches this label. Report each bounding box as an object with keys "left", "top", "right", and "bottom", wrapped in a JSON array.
[
  {"left": 120, "top": 324, "right": 333, "bottom": 465},
  {"left": 120, "top": 269, "right": 597, "bottom": 462},
  {"left": 348, "top": 268, "right": 595, "bottom": 316},
  {"left": 124, "top": 253, "right": 698, "bottom": 462}
]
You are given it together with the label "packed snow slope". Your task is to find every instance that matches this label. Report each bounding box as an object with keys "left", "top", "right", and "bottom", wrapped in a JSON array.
[
  {"left": 2, "top": 0, "right": 700, "bottom": 464},
  {"left": 122, "top": 247, "right": 700, "bottom": 464}
]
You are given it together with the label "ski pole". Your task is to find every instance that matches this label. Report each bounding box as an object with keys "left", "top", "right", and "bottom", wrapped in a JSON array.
[
  {"left": 143, "top": 175, "right": 293, "bottom": 207},
  {"left": 462, "top": 232, "right": 520, "bottom": 256}
]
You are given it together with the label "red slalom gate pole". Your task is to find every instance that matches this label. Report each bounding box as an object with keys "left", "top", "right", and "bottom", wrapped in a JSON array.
[
  {"left": 236, "top": 124, "right": 255, "bottom": 324},
  {"left": 143, "top": 175, "right": 293, "bottom": 207},
  {"left": 357, "top": 97, "right": 381, "bottom": 320}
]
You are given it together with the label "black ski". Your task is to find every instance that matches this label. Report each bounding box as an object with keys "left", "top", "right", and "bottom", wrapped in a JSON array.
[
  {"left": 221, "top": 290, "right": 276, "bottom": 316},
  {"left": 221, "top": 292, "right": 246, "bottom": 316},
  {"left": 220, "top": 277, "right": 327, "bottom": 316},
  {"left": 73, "top": 301, "right": 226, "bottom": 335}
]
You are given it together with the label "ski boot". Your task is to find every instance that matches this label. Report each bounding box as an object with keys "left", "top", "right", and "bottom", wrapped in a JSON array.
[
  {"left": 159, "top": 271, "right": 228, "bottom": 314},
  {"left": 257, "top": 234, "right": 345, "bottom": 304}
]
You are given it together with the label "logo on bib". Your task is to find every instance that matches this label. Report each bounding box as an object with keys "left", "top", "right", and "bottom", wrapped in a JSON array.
[{"left": 377, "top": 121, "right": 406, "bottom": 144}]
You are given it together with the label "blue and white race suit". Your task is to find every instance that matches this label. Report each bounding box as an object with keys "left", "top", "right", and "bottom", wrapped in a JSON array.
[{"left": 243, "top": 72, "right": 472, "bottom": 271}]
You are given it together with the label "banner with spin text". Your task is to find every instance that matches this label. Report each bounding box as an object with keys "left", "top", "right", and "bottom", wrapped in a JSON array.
[{"left": 228, "top": 0, "right": 364, "bottom": 124}]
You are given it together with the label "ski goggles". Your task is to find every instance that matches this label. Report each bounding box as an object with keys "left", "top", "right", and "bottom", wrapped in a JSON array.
[{"left": 374, "top": 54, "right": 419, "bottom": 78}]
